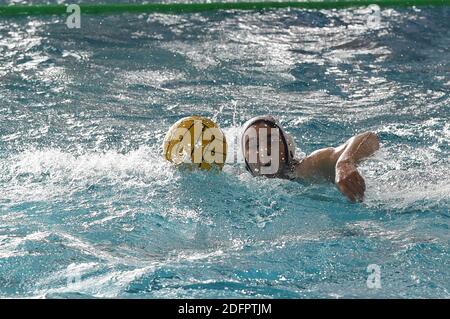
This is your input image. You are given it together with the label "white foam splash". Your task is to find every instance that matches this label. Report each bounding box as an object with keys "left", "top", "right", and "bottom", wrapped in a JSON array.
[
  {"left": 361, "top": 146, "right": 450, "bottom": 211},
  {"left": 0, "top": 146, "right": 176, "bottom": 203}
]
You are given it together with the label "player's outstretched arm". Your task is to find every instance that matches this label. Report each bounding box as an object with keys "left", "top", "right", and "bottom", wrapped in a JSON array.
[{"left": 289, "top": 132, "right": 380, "bottom": 202}]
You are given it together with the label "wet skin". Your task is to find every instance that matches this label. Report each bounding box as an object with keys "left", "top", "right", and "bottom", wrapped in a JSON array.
[{"left": 243, "top": 122, "right": 380, "bottom": 202}]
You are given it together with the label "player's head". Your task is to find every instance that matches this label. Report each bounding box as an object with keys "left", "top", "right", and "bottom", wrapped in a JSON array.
[{"left": 241, "top": 116, "right": 295, "bottom": 178}]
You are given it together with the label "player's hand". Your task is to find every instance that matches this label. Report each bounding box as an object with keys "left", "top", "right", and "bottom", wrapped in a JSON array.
[{"left": 335, "top": 161, "right": 366, "bottom": 202}]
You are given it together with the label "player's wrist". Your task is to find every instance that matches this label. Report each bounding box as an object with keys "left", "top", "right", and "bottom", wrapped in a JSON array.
[
  {"left": 336, "top": 157, "right": 355, "bottom": 169},
  {"left": 335, "top": 159, "right": 357, "bottom": 182}
]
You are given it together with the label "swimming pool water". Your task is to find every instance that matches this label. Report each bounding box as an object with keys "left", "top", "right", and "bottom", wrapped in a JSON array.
[{"left": 0, "top": 1, "right": 449, "bottom": 298}]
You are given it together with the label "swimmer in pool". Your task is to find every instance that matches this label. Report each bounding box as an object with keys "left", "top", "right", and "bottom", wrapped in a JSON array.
[{"left": 241, "top": 116, "right": 380, "bottom": 202}]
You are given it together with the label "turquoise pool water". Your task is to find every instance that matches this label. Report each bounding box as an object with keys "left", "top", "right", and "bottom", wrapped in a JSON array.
[{"left": 0, "top": 1, "right": 449, "bottom": 298}]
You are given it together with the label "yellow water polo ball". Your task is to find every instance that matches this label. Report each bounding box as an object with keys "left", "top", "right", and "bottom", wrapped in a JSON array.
[{"left": 162, "top": 116, "right": 227, "bottom": 170}]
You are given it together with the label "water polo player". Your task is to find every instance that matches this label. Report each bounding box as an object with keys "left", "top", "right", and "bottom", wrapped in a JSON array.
[{"left": 241, "top": 116, "right": 380, "bottom": 202}]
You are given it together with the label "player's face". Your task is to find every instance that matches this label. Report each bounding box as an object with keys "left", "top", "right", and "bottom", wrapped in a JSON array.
[{"left": 243, "top": 121, "right": 287, "bottom": 178}]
